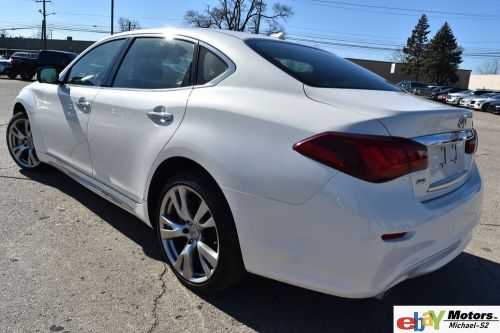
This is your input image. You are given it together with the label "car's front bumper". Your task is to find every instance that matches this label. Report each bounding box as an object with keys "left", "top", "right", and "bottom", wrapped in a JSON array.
[{"left": 224, "top": 162, "right": 482, "bottom": 298}]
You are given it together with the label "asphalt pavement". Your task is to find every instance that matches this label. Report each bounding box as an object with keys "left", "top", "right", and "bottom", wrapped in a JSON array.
[{"left": 0, "top": 78, "right": 498, "bottom": 333}]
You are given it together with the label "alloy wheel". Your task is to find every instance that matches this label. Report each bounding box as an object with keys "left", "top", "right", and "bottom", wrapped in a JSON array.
[
  {"left": 7, "top": 116, "right": 40, "bottom": 168},
  {"left": 158, "top": 185, "right": 219, "bottom": 283}
]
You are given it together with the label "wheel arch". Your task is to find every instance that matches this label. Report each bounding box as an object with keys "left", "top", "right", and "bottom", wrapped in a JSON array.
[
  {"left": 146, "top": 156, "right": 231, "bottom": 229},
  {"left": 13, "top": 102, "right": 27, "bottom": 115}
]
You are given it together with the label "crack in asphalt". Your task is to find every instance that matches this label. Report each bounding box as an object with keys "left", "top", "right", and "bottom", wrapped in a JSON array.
[
  {"left": 147, "top": 266, "right": 168, "bottom": 333},
  {"left": 479, "top": 223, "right": 500, "bottom": 227}
]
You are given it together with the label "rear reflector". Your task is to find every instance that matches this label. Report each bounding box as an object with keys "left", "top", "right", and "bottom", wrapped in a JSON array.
[
  {"left": 293, "top": 132, "right": 428, "bottom": 183},
  {"left": 465, "top": 129, "right": 478, "bottom": 154},
  {"left": 381, "top": 232, "right": 408, "bottom": 241}
]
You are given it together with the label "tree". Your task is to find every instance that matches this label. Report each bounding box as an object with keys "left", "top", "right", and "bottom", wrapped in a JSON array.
[
  {"left": 402, "top": 14, "right": 430, "bottom": 81},
  {"left": 184, "top": 0, "right": 293, "bottom": 34},
  {"left": 424, "top": 22, "right": 462, "bottom": 85},
  {"left": 478, "top": 59, "right": 500, "bottom": 74},
  {"left": 118, "top": 17, "right": 141, "bottom": 32},
  {"left": 388, "top": 49, "right": 405, "bottom": 64}
]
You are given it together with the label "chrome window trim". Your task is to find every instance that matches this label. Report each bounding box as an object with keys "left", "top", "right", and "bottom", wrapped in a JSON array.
[{"left": 413, "top": 129, "right": 475, "bottom": 146}]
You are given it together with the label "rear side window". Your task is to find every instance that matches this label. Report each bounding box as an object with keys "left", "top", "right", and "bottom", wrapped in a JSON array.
[
  {"left": 196, "top": 47, "right": 228, "bottom": 85},
  {"left": 113, "top": 37, "right": 195, "bottom": 89},
  {"left": 39, "top": 52, "right": 73, "bottom": 66},
  {"left": 245, "top": 39, "right": 398, "bottom": 91}
]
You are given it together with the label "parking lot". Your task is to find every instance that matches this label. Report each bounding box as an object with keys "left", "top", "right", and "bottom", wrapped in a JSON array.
[{"left": 0, "top": 78, "right": 499, "bottom": 333}]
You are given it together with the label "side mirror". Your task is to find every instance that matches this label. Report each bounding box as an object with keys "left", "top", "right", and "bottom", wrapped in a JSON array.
[{"left": 37, "top": 67, "right": 59, "bottom": 84}]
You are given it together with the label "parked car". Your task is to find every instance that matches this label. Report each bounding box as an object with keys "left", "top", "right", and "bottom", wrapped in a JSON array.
[
  {"left": 447, "top": 89, "right": 494, "bottom": 105},
  {"left": 5, "top": 50, "right": 77, "bottom": 81},
  {"left": 0, "top": 55, "right": 10, "bottom": 75},
  {"left": 436, "top": 88, "right": 468, "bottom": 103},
  {"left": 396, "top": 80, "right": 429, "bottom": 94},
  {"left": 486, "top": 101, "right": 500, "bottom": 114},
  {"left": 468, "top": 93, "right": 500, "bottom": 111},
  {"left": 420, "top": 86, "right": 449, "bottom": 98},
  {"left": 6, "top": 28, "right": 482, "bottom": 299}
]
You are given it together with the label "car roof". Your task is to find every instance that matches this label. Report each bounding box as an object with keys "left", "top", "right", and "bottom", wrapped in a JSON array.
[
  {"left": 111, "top": 27, "right": 276, "bottom": 42},
  {"left": 40, "top": 49, "right": 78, "bottom": 55}
]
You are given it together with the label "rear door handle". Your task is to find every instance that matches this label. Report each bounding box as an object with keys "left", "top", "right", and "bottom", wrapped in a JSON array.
[{"left": 147, "top": 106, "right": 173, "bottom": 123}]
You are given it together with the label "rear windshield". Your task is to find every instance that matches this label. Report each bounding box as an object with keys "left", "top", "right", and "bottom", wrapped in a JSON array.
[{"left": 245, "top": 39, "right": 399, "bottom": 91}]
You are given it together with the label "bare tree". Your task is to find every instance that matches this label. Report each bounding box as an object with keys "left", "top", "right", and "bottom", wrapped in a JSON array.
[
  {"left": 477, "top": 59, "right": 500, "bottom": 74},
  {"left": 118, "top": 17, "right": 141, "bottom": 32},
  {"left": 388, "top": 49, "right": 406, "bottom": 64},
  {"left": 184, "top": 0, "right": 293, "bottom": 34}
]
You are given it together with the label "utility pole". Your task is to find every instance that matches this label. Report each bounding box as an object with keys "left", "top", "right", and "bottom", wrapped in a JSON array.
[
  {"left": 255, "top": 0, "right": 263, "bottom": 34},
  {"left": 111, "top": 0, "right": 114, "bottom": 35},
  {"left": 35, "top": 0, "right": 51, "bottom": 49}
]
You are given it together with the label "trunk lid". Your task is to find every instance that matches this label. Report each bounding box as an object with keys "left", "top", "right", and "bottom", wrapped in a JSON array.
[{"left": 304, "top": 87, "right": 475, "bottom": 201}]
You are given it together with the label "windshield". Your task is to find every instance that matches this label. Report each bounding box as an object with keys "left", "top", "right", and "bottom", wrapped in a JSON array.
[{"left": 245, "top": 39, "right": 399, "bottom": 91}]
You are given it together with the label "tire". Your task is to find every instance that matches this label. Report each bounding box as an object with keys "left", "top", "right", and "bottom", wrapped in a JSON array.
[
  {"left": 155, "top": 170, "right": 246, "bottom": 293},
  {"left": 6, "top": 112, "right": 44, "bottom": 171},
  {"left": 20, "top": 71, "right": 33, "bottom": 81},
  {"left": 481, "top": 103, "right": 488, "bottom": 112}
]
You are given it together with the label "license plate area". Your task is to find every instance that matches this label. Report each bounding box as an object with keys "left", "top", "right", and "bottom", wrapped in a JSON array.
[{"left": 427, "top": 142, "right": 466, "bottom": 189}]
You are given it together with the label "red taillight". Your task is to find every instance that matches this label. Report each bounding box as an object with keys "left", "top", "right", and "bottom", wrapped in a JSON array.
[
  {"left": 11, "top": 59, "right": 16, "bottom": 65},
  {"left": 465, "top": 129, "right": 478, "bottom": 154},
  {"left": 293, "top": 132, "right": 428, "bottom": 183}
]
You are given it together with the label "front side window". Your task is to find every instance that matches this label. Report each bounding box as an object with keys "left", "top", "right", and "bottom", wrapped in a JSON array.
[
  {"left": 197, "top": 47, "right": 228, "bottom": 85},
  {"left": 67, "top": 39, "right": 125, "bottom": 86},
  {"left": 113, "top": 37, "right": 195, "bottom": 89},
  {"left": 246, "top": 39, "right": 399, "bottom": 91}
]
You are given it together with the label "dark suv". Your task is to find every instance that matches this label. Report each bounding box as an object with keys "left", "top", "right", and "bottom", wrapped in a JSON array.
[{"left": 5, "top": 50, "right": 77, "bottom": 81}]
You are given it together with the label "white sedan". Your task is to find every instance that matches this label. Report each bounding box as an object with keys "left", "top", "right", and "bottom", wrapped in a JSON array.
[
  {"left": 468, "top": 93, "right": 500, "bottom": 110},
  {"left": 6, "top": 28, "right": 482, "bottom": 298}
]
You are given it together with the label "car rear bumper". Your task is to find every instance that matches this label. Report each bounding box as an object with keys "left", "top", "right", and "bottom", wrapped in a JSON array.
[{"left": 224, "top": 161, "right": 482, "bottom": 298}]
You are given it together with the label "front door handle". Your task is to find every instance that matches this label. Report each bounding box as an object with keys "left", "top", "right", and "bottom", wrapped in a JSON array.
[
  {"left": 147, "top": 106, "right": 173, "bottom": 123},
  {"left": 75, "top": 97, "right": 91, "bottom": 112}
]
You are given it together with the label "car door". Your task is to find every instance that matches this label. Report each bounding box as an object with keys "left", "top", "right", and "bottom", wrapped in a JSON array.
[
  {"left": 38, "top": 39, "right": 126, "bottom": 174},
  {"left": 87, "top": 36, "right": 196, "bottom": 202}
]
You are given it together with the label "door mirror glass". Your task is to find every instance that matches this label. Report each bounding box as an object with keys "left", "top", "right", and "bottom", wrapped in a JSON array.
[{"left": 37, "top": 67, "right": 58, "bottom": 84}]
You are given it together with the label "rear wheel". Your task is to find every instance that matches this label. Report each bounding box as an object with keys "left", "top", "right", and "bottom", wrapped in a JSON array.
[
  {"left": 155, "top": 171, "right": 246, "bottom": 293},
  {"left": 6, "top": 112, "right": 43, "bottom": 171}
]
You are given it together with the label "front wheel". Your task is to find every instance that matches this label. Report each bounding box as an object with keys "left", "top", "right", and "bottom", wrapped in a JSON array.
[
  {"left": 6, "top": 112, "right": 44, "bottom": 171},
  {"left": 155, "top": 171, "right": 246, "bottom": 293}
]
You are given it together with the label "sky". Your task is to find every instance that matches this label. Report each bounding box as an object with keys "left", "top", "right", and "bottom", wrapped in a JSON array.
[{"left": 1, "top": 0, "right": 499, "bottom": 72}]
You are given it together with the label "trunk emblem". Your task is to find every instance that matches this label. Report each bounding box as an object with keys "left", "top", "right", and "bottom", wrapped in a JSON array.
[{"left": 458, "top": 115, "right": 467, "bottom": 129}]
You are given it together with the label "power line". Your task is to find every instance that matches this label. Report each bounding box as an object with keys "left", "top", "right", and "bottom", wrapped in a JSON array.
[
  {"left": 293, "top": 0, "right": 500, "bottom": 21},
  {"left": 308, "top": 0, "right": 500, "bottom": 18}
]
